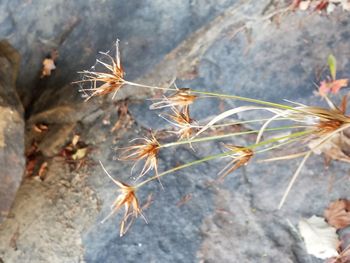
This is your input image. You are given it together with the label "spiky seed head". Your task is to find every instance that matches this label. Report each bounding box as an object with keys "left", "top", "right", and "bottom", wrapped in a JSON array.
[
  {"left": 218, "top": 145, "right": 253, "bottom": 180},
  {"left": 75, "top": 41, "right": 125, "bottom": 100},
  {"left": 99, "top": 161, "right": 146, "bottom": 237},
  {"left": 119, "top": 134, "right": 160, "bottom": 179},
  {"left": 150, "top": 88, "right": 197, "bottom": 110},
  {"left": 165, "top": 107, "right": 197, "bottom": 141}
]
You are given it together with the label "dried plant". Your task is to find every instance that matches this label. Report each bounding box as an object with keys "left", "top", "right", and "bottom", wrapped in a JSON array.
[
  {"left": 99, "top": 161, "right": 146, "bottom": 237},
  {"left": 75, "top": 40, "right": 125, "bottom": 101},
  {"left": 78, "top": 44, "right": 350, "bottom": 238},
  {"left": 118, "top": 134, "right": 160, "bottom": 179},
  {"left": 160, "top": 106, "right": 197, "bottom": 141},
  {"left": 150, "top": 87, "right": 197, "bottom": 111},
  {"left": 217, "top": 145, "right": 254, "bottom": 181}
]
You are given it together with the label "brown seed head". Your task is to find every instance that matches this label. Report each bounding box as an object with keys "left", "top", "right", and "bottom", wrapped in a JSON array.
[
  {"left": 218, "top": 145, "right": 253, "bottom": 181},
  {"left": 150, "top": 88, "right": 197, "bottom": 111},
  {"left": 119, "top": 134, "right": 160, "bottom": 178},
  {"left": 99, "top": 161, "right": 146, "bottom": 237},
  {"left": 76, "top": 41, "right": 125, "bottom": 100},
  {"left": 317, "top": 119, "right": 344, "bottom": 135},
  {"left": 165, "top": 107, "right": 197, "bottom": 140}
]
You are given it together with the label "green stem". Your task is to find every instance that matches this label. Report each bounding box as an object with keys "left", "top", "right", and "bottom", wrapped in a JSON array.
[
  {"left": 189, "top": 90, "right": 296, "bottom": 110},
  {"left": 159, "top": 125, "right": 307, "bottom": 148},
  {"left": 245, "top": 130, "right": 312, "bottom": 150},
  {"left": 135, "top": 129, "right": 312, "bottom": 189},
  {"left": 125, "top": 81, "right": 297, "bottom": 110},
  {"left": 194, "top": 117, "right": 292, "bottom": 128}
]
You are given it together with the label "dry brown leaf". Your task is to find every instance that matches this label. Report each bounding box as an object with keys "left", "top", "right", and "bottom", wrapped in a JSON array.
[
  {"left": 37, "top": 161, "right": 48, "bottom": 180},
  {"left": 41, "top": 58, "right": 56, "bottom": 78},
  {"left": 308, "top": 132, "right": 350, "bottom": 163},
  {"left": 325, "top": 199, "right": 350, "bottom": 229},
  {"left": 33, "top": 124, "right": 48, "bottom": 133},
  {"left": 318, "top": 79, "right": 349, "bottom": 97},
  {"left": 40, "top": 50, "right": 58, "bottom": 78}
]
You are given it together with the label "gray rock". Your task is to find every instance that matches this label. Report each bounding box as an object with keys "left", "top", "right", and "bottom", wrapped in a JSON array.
[
  {"left": 1, "top": 1, "right": 350, "bottom": 263},
  {"left": 0, "top": 40, "right": 25, "bottom": 223},
  {"left": 0, "top": 0, "right": 238, "bottom": 112}
]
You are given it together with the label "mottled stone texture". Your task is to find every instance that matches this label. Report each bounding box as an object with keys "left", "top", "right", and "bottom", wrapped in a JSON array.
[
  {"left": 0, "top": 1, "right": 350, "bottom": 263},
  {"left": 0, "top": 40, "right": 24, "bottom": 223}
]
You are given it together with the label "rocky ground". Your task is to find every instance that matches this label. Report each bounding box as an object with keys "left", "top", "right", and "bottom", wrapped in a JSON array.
[{"left": 0, "top": 0, "right": 350, "bottom": 262}]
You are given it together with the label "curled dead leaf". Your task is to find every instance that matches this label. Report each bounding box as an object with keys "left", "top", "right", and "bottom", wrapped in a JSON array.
[{"left": 325, "top": 199, "right": 350, "bottom": 229}]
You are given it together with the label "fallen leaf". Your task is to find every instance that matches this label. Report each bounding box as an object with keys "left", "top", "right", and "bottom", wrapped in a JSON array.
[
  {"left": 33, "top": 124, "right": 48, "bottom": 133},
  {"left": 327, "top": 3, "right": 337, "bottom": 13},
  {"left": 325, "top": 199, "right": 350, "bottom": 229},
  {"left": 315, "top": 0, "right": 329, "bottom": 11},
  {"left": 318, "top": 79, "right": 348, "bottom": 96},
  {"left": 37, "top": 161, "right": 48, "bottom": 180},
  {"left": 291, "top": 0, "right": 302, "bottom": 9},
  {"left": 331, "top": 79, "right": 349, "bottom": 94},
  {"left": 71, "top": 134, "right": 80, "bottom": 147},
  {"left": 298, "top": 215, "right": 339, "bottom": 259},
  {"left": 41, "top": 58, "right": 56, "bottom": 78},
  {"left": 72, "top": 147, "right": 88, "bottom": 160},
  {"left": 299, "top": 0, "right": 311, "bottom": 10},
  {"left": 308, "top": 131, "right": 350, "bottom": 163},
  {"left": 341, "top": 0, "right": 350, "bottom": 11},
  {"left": 25, "top": 159, "right": 37, "bottom": 177}
]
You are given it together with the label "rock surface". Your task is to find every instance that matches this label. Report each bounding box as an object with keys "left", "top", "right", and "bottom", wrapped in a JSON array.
[
  {"left": 1, "top": 1, "right": 350, "bottom": 263},
  {"left": 0, "top": 40, "right": 24, "bottom": 224}
]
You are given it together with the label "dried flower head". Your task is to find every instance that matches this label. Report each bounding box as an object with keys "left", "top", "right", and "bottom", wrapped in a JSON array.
[
  {"left": 119, "top": 134, "right": 160, "bottom": 179},
  {"left": 162, "top": 107, "right": 198, "bottom": 141},
  {"left": 75, "top": 40, "right": 125, "bottom": 101},
  {"left": 218, "top": 145, "right": 253, "bottom": 181},
  {"left": 150, "top": 88, "right": 197, "bottom": 111},
  {"left": 299, "top": 105, "right": 350, "bottom": 135},
  {"left": 99, "top": 161, "right": 146, "bottom": 237}
]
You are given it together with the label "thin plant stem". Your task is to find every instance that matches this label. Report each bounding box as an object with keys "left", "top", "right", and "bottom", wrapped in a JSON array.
[
  {"left": 135, "top": 130, "right": 312, "bottom": 189},
  {"left": 159, "top": 125, "right": 309, "bottom": 149},
  {"left": 193, "top": 117, "right": 292, "bottom": 128},
  {"left": 124, "top": 81, "right": 299, "bottom": 111},
  {"left": 190, "top": 90, "right": 297, "bottom": 110},
  {"left": 255, "top": 134, "right": 312, "bottom": 154},
  {"left": 278, "top": 151, "right": 312, "bottom": 209}
]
